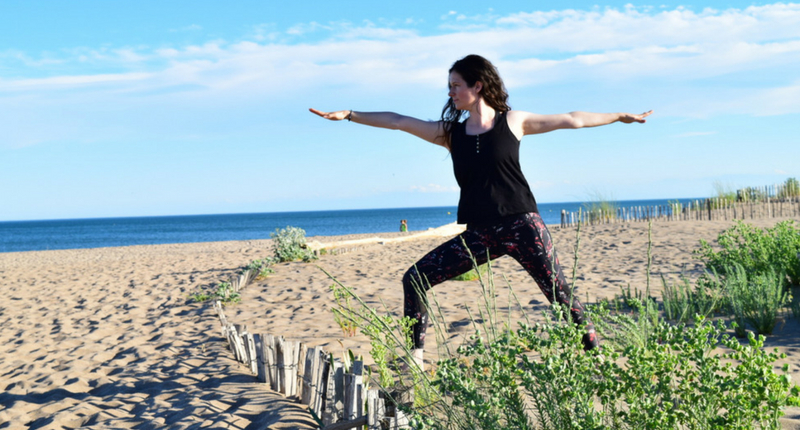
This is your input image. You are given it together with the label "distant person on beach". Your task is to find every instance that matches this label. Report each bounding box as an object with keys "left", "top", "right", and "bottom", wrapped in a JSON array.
[
  {"left": 400, "top": 219, "right": 408, "bottom": 232},
  {"left": 310, "top": 54, "right": 651, "bottom": 370}
]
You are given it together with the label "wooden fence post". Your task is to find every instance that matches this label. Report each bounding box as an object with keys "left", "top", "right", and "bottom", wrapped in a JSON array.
[
  {"left": 344, "top": 361, "right": 364, "bottom": 421},
  {"left": 367, "top": 389, "right": 385, "bottom": 430},
  {"left": 245, "top": 331, "right": 257, "bottom": 374},
  {"left": 323, "top": 359, "right": 344, "bottom": 425}
]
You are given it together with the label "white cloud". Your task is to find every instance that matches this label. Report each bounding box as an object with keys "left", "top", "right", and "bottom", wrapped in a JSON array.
[{"left": 2, "top": 3, "right": 800, "bottom": 147}]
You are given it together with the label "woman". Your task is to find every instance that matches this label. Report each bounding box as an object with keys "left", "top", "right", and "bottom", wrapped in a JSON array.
[{"left": 310, "top": 54, "right": 651, "bottom": 369}]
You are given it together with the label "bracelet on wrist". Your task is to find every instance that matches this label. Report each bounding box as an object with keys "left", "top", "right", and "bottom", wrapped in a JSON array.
[{"left": 347, "top": 110, "right": 353, "bottom": 122}]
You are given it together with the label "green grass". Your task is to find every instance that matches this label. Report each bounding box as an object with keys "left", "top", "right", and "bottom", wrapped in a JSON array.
[{"left": 322, "top": 218, "right": 800, "bottom": 429}]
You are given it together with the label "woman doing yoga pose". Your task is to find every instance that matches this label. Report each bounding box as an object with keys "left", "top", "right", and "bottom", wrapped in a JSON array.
[{"left": 310, "top": 54, "right": 652, "bottom": 369}]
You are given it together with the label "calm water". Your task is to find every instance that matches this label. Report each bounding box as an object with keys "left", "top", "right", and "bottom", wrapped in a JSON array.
[{"left": 0, "top": 199, "right": 701, "bottom": 253}]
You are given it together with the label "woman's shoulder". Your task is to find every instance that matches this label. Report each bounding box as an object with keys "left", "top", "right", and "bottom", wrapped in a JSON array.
[{"left": 504, "top": 110, "right": 532, "bottom": 140}]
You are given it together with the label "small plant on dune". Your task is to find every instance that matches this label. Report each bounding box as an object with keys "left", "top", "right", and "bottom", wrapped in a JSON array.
[
  {"left": 722, "top": 263, "right": 789, "bottom": 336},
  {"left": 713, "top": 180, "right": 738, "bottom": 203},
  {"left": 661, "top": 274, "right": 724, "bottom": 324},
  {"left": 583, "top": 190, "right": 618, "bottom": 222},
  {"left": 271, "top": 226, "right": 317, "bottom": 263},
  {"left": 243, "top": 257, "right": 275, "bottom": 279},
  {"left": 330, "top": 283, "right": 359, "bottom": 337},
  {"left": 190, "top": 281, "right": 241, "bottom": 304}
]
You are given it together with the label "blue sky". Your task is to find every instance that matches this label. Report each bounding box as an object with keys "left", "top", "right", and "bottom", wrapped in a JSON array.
[{"left": 1, "top": 1, "right": 799, "bottom": 221}]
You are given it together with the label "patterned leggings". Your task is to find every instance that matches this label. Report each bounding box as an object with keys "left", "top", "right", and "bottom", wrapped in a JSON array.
[{"left": 402, "top": 212, "right": 598, "bottom": 350}]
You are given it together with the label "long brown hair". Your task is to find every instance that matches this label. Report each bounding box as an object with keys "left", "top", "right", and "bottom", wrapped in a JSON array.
[{"left": 440, "top": 55, "right": 511, "bottom": 149}]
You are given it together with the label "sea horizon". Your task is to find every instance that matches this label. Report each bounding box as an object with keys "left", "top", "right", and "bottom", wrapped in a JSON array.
[{"left": 1, "top": 197, "right": 706, "bottom": 253}]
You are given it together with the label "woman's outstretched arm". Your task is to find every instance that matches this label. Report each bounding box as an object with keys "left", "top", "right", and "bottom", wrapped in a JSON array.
[
  {"left": 507, "top": 110, "right": 653, "bottom": 138},
  {"left": 309, "top": 108, "right": 447, "bottom": 147}
]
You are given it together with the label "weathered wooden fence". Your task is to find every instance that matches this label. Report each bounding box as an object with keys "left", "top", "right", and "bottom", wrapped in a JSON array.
[
  {"left": 212, "top": 268, "right": 411, "bottom": 430},
  {"left": 560, "top": 197, "right": 800, "bottom": 228}
]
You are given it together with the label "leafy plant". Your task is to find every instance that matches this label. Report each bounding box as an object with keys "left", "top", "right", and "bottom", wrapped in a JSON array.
[
  {"left": 190, "top": 281, "right": 241, "bottom": 304},
  {"left": 271, "top": 226, "right": 317, "bottom": 263},
  {"left": 243, "top": 257, "right": 275, "bottom": 279},
  {"left": 723, "top": 263, "right": 789, "bottom": 336},
  {"left": 695, "top": 220, "right": 800, "bottom": 285},
  {"left": 322, "top": 218, "right": 800, "bottom": 429},
  {"left": 330, "top": 283, "right": 358, "bottom": 337},
  {"left": 661, "top": 274, "right": 724, "bottom": 323}
]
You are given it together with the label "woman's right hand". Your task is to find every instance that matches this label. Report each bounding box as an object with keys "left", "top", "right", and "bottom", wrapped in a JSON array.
[{"left": 309, "top": 108, "right": 350, "bottom": 121}]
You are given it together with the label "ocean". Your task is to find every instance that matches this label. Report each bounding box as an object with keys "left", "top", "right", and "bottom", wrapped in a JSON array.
[{"left": 0, "top": 198, "right": 701, "bottom": 253}]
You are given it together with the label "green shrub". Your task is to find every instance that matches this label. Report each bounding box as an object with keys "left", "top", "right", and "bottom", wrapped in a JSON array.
[
  {"left": 722, "top": 263, "right": 789, "bottom": 336},
  {"left": 661, "top": 275, "right": 724, "bottom": 324},
  {"left": 271, "top": 226, "right": 317, "bottom": 263},
  {"left": 791, "top": 287, "right": 800, "bottom": 320},
  {"left": 325, "top": 265, "right": 800, "bottom": 430},
  {"left": 695, "top": 220, "right": 800, "bottom": 285}
]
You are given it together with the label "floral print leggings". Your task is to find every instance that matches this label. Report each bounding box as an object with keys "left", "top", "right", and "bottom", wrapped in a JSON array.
[{"left": 402, "top": 212, "right": 598, "bottom": 351}]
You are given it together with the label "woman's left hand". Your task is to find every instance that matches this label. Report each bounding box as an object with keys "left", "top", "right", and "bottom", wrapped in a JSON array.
[
  {"left": 620, "top": 110, "right": 653, "bottom": 124},
  {"left": 309, "top": 108, "right": 350, "bottom": 121}
]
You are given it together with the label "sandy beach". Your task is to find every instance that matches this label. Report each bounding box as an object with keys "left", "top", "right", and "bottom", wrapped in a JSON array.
[{"left": 2, "top": 217, "right": 799, "bottom": 429}]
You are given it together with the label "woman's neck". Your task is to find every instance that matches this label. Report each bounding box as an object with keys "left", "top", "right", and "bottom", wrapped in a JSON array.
[{"left": 467, "top": 98, "right": 497, "bottom": 130}]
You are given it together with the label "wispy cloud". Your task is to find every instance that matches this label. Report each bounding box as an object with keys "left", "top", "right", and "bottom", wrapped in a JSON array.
[{"left": 1, "top": 3, "right": 799, "bottom": 147}]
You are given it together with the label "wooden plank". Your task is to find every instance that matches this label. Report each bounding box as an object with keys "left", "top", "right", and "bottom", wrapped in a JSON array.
[
  {"left": 276, "top": 336, "right": 286, "bottom": 394},
  {"left": 233, "top": 324, "right": 248, "bottom": 363},
  {"left": 301, "top": 347, "right": 315, "bottom": 405},
  {"left": 284, "top": 340, "right": 299, "bottom": 397},
  {"left": 322, "top": 416, "right": 367, "bottom": 430},
  {"left": 323, "top": 360, "right": 344, "bottom": 425},
  {"left": 245, "top": 332, "right": 257, "bottom": 375},
  {"left": 265, "top": 335, "right": 277, "bottom": 391},
  {"left": 224, "top": 324, "right": 235, "bottom": 356},
  {"left": 391, "top": 409, "right": 410, "bottom": 429},
  {"left": 296, "top": 343, "right": 308, "bottom": 404},
  {"left": 344, "top": 361, "right": 364, "bottom": 421},
  {"left": 314, "top": 349, "right": 329, "bottom": 418},
  {"left": 254, "top": 334, "right": 267, "bottom": 383},
  {"left": 367, "top": 389, "right": 384, "bottom": 430}
]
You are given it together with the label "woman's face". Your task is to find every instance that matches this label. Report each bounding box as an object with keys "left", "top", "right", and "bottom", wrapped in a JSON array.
[{"left": 448, "top": 71, "right": 481, "bottom": 111}]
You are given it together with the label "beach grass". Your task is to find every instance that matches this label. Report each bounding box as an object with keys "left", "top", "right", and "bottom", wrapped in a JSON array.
[{"left": 324, "top": 219, "right": 800, "bottom": 429}]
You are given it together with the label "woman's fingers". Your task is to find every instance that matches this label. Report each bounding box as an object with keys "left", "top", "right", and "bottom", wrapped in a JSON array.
[
  {"left": 309, "top": 108, "right": 347, "bottom": 121},
  {"left": 621, "top": 110, "right": 653, "bottom": 124}
]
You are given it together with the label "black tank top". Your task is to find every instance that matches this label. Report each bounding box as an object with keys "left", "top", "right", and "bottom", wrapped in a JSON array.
[{"left": 450, "top": 112, "right": 539, "bottom": 225}]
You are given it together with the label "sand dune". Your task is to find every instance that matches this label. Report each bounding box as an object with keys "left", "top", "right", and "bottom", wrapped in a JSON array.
[{"left": 1, "top": 217, "right": 799, "bottom": 428}]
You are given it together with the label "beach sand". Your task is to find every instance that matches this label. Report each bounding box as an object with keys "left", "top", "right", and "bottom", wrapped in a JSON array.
[{"left": 2, "top": 217, "right": 799, "bottom": 428}]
